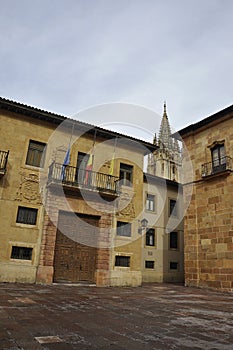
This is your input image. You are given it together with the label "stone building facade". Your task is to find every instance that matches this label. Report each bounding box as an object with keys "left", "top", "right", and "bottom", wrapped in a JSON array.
[
  {"left": 0, "top": 97, "right": 184, "bottom": 286},
  {"left": 0, "top": 97, "right": 155, "bottom": 286},
  {"left": 144, "top": 104, "right": 184, "bottom": 283},
  {"left": 178, "top": 105, "right": 233, "bottom": 292},
  {"left": 142, "top": 174, "right": 184, "bottom": 283}
]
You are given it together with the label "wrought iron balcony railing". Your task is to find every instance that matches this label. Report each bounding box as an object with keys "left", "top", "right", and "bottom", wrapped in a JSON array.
[
  {"left": 201, "top": 156, "right": 232, "bottom": 177},
  {"left": 0, "top": 150, "right": 9, "bottom": 175},
  {"left": 48, "top": 162, "right": 119, "bottom": 194}
]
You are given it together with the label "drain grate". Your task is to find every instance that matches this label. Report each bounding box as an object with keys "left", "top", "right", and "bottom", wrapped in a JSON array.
[{"left": 35, "top": 336, "right": 62, "bottom": 344}]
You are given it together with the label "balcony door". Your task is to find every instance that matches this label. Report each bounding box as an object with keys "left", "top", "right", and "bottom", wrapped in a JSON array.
[
  {"left": 75, "top": 152, "right": 89, "bottom": 184},
  {"left": 212, "top": 144, "right": 226, "bottom": 173}
]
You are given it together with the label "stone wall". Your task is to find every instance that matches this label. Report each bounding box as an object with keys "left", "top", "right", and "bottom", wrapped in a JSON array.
[
  {"left": 182, "top": 115, "right": 233, "bottom": 292},
  {"left": 0, "top": 110, "right": 54, "bottom": 283}
]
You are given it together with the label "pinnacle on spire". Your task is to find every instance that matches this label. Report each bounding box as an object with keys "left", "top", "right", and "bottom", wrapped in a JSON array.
[
  {"left": 158, "top": 102, "right": 172, "bottom": 149},
  {"left": 148, "top": 102, "right": 182, "bottom": 180},
  {"left": 163, "top": 101, "right": 167, "bottom": 117},
  {"left": 153, "top": 133, "right": 157, "bottom": 145}
]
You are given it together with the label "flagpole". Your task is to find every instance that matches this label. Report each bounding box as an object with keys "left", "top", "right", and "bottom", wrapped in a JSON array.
[
  {"left": 68, "top": 121, "right": 75, "bottom": 149},
  {"left": 92, "top": 128, "right": 97, "bottom": 149},
  {"left": 111, "top": 136, "right": 118, "bottom": 253},
  {"left": 61, "top": 121, "right": 75, "bottom": 181}
]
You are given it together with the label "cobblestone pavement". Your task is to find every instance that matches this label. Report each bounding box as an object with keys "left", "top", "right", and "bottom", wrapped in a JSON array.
[{"left": 0, "top": 282, "right": 233, "bottom": 350}]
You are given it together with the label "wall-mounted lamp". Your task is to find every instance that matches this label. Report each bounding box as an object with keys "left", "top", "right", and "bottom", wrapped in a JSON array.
[{"left": 138, "top": 218, "right": 148, "bottom": 234}]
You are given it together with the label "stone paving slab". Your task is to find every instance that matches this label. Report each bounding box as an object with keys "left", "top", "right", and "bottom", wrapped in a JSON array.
[{"left": 0, "top": 282, "right": 233, "bottom": 349}]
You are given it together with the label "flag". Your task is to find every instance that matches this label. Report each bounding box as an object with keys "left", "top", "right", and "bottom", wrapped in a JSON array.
[
  {"left": 109, "top": 137, "right": 117, "bottom": 176},
  {"left": 109, "top": 156, "right": 114, "bottom": 175},
  {"left": 85, "top": 153, "right": 93, "bottom": 185},
  {"left": 61, "top": 146, "right": 70, "bottom": 180},
  {"left": 63, "top": 147, "right": 70, "bottom": 166}
]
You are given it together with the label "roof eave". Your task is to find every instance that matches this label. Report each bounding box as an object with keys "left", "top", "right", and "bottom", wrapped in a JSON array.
[
  {"left": 0, "top": 96, "right": 157, "bottom": 154},
  {"left": 175, "top": 104, "right": 233, "bottom": 138}
]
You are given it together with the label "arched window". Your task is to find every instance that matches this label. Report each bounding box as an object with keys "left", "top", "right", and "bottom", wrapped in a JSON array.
[{"left": 146, "top": 229, "right": 155, "bottom": 246}]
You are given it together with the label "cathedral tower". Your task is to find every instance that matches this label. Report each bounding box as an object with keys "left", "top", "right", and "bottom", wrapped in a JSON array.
[{"left": 147, "top": 103, "right": 181, "bottom": 182}]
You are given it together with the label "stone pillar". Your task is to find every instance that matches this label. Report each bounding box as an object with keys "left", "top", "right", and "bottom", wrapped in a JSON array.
[{"left": 36, "top": 190, "right": 59, "bottom": 284}]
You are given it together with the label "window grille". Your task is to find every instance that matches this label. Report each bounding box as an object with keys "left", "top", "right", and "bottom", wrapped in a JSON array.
[
  {"left": 11, "top": 246, "right": 33, "bottom": 260},
  {"left": 16, "top": 207, "right": 38, "bottom": 225},
  {"left": 170, "top": 262, "right": 178, "bottom": 270},
  {"left": 145, "top": 260, "right": 154, "bottom": 269},
  {"left": 115, "top": 256, "right": 130, "bottom": 267},
  {"left": 117, "top": 221, "right": 131, "bottom": 237}
]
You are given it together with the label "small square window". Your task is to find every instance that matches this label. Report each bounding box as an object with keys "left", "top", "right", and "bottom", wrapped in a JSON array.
[
  {"left": 146, "top": 229, "right": 155, "bottom": 246},
  {"left": 170, "top": 262, "right": 178, "bottom": 270},
  {"left": 16, "top": 207, "right": 38, "bottom": 225},
  {"left": 11, "top": 246, "right": 33, "bottom": 260},
  {"left": 115, "top": 256, "right": 130, "bottom": 267},
  {"left": 146, "top": 194, "right": 155, "bottom": 211},
  {"left": 169, "top": 199, "right": 178, "bottom": 217},
  {"left": 145, "top": 260, "right": 154, "bottom": 269},
  {"left": 119, "top": 163, "right": 133, "bottom": 186},
  {"left": 170, "top": 232, "right": 178, "bottom": 249},
  {"left": 26, "top": 140, "right": 46, "bottom": 167},
  {"left": 117, "top": 221, "right": 131, "bottom": 237}
]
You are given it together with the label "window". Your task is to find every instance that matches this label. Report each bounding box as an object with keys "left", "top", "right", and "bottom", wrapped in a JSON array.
[
  {"left": 119, "top": 163, "right": 133, "bottom": 186},
  {"left": 11, "top": 246, "right": 33, "bottom": 260},
  {"left": 115, "top": 256, "right": 130, "bottom": 267},
  {"left": 145, "top": 260, "right": 154, "bottom": 269},
  {"left": 16, "top": 207, "right": 38, "bottom": 225},
  {"left": 161, "top": 163, "right": 164, "bottom": 172},
  {"left": 172, "top": 164, "right": 176, "bottom": 175},
  {"left": 146, "top": 229, "right": 155, "bottom": 246},
  {"left": 76, "top": 152, "right": 88, "bottom": 182},
  {"left": 170, "top": 232, "right": 178, "bottom": 249},
  {"left": 170, "top": 262, "right": 178, "bottom": 270},
  {"left": 26, "top": 140, "right": 46, "bottom": 167},
  {"left": 169, "top": 199, "right": 177, "bottom": 217},
  {"left": 76, "top": 152, "right": 89, "bottom": 171},
  {"left": 146, "top": 194, "right": 155, "bottom": 211},
  {"left": 117, "top": 221, "right": 131, "bottom": 237},
  {"left": 211, "top": 144, "right": 226, "bottom": 173},
  {"left": 75, "top": 152, "right": 93, "bottom": 185}
]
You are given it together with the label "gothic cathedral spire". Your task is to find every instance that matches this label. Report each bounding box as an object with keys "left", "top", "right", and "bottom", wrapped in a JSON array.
[
  {"left": 147, "top": 103, "right": 181, "bottom": 182},
  {"left": 158, "top": 101, "right": 173, "bottom": 150}
]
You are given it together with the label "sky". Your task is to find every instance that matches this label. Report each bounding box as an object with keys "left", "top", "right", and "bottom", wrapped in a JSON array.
[{"left": 0, "top": 0, "right": 232, "bottom": 141}]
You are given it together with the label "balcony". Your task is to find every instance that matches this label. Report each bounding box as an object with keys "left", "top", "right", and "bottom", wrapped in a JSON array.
[
  {"left": 201, "top": 156, "right": 232, "bottom": 178},
  {"left": 0, "top": 150, "right": 9, "bottom": 176},
  {"left": 48, "top": 162, "right": 119, "bottom": 196}
]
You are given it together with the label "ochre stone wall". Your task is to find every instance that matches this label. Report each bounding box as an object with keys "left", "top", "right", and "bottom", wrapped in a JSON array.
[
  {"left": 182, "top": 115, "right": 233, "bottom": 292},
  {"left": 0, "top": 110, "right": 54, "bottom": 283},
  {"left": 142, "top": 178, "right": 184, "bottom": 283},
  {"left": 1, "top": 107, "right": 146, "bottom": 286}
]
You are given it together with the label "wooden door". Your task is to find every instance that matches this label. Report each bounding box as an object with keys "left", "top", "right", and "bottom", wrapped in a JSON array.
[{"left": 53, "top": 212, "right": 99, "bottom": 283}]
